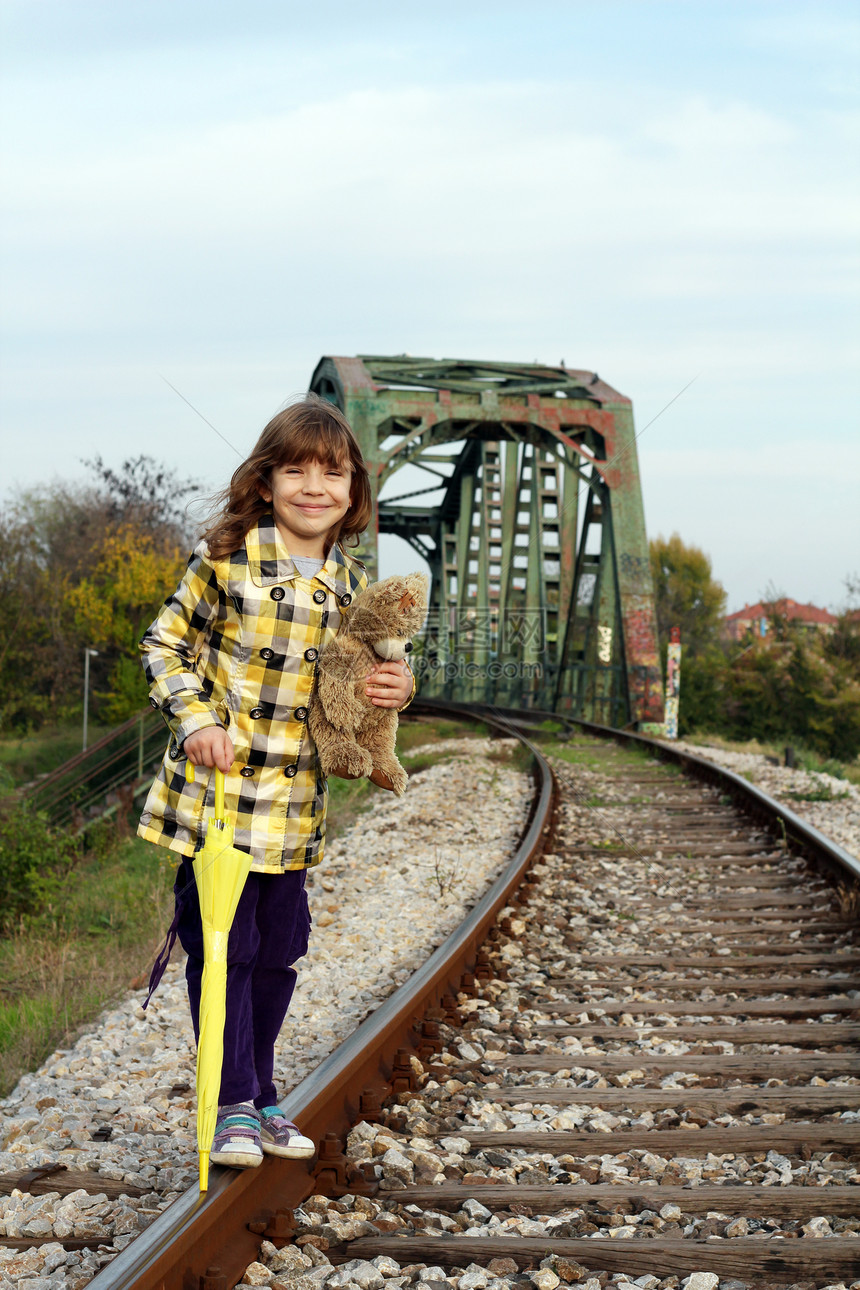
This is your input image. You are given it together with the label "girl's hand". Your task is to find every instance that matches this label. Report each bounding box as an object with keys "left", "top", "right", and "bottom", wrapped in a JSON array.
[
  {"left": 184, "top": 726, "right": 235, "bottom": 773},
  {"left": 366, "top": 660, "right": 413, "bottom": 708}
]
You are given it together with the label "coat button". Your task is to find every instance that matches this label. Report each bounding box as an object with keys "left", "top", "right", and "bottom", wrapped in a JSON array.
[
  {"left": 294, "top": 706, "right": 308, "bottom": 721},
  {"left": 304, "top": 647, "right": 318, "bottom": 662},
  {"left": 260, "top": 647, "right": 274, "bottom": 660},
  {"left": 339, "top": 592, "right": 352, "bottom": 607},
  {"left": 149, "top": 697, "right": 159, "bottom": 709},
  {"left": 284, "top": 764, "right": 298, "bottom": 778},
  {"left": 240, "top": 766, "right": 255, "bottom": 777},
  {"left": 249, "top": 707, "right": 265, "bottom": 719},
  {"left": 271, "top": 586, "right": 285, "bottom": 601},
  {"left": 312, "top": 588, "right": 327, "bottom": 604}
]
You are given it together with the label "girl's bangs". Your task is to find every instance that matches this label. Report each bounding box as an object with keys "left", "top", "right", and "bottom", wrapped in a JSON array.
[{"left": 278, "top": 421, "right": 354, "bottom": 471}]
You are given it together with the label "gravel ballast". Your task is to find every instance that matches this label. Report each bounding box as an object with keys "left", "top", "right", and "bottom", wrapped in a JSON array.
[{"left": 0, "top": 741, "right": 531, "bottom": 1289}]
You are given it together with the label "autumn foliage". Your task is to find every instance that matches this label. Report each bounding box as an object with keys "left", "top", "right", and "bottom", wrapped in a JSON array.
[
  {"left": 650, "top": 534, "right": 860, "bottom": 761},
  {"left": 0, "top": 458, "right": 196, "bottom": 732}
]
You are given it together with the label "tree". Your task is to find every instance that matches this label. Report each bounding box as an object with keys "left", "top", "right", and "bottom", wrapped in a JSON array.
[
  {"left": 648, "top": 534, "right": 728, "bottom": 735},
  {"left": 66, "top": 524, "right": 185, "bottom": 722},
  {"left": 84, "top": 454, "right": 201, "bottom": 546},
  {"left": 0, "top": 459, "right": 194, "bottom": 732},
  {"left": 649, "top": 533, "right": 727, "bottom": 659}
]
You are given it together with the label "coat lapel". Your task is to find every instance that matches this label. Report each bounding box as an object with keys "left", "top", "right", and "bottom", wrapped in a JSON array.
[
  {"left": 244, "top": 514, "right": 367, "bottom": 595},
  {"left": 244, "top": 515, "right": 298, "bottom": 587}
]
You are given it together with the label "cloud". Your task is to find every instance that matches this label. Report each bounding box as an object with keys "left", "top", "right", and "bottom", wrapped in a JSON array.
[
  {"left": 4, "top": 81, "right": 857, "bottom": 348},
  {"left": 1, "top": 4, "right": 858, "bottom": 609}
]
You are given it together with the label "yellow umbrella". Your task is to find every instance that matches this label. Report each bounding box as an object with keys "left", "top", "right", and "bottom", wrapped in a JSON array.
[{"left": 185, "top": 762, "right": 252, "bottom": 1191}]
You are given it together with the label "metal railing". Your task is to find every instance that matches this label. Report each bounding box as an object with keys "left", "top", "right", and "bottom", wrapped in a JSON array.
[{"left": 21, "top": 709, "right": 167, "bottom": 829}]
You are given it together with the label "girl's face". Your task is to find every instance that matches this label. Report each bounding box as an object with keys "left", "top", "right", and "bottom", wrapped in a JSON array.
[{"left": 261, "top": 457, "right": 352, "bottom": 557}]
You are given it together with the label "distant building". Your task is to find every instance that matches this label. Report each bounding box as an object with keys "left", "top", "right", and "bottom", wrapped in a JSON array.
[{"left": 723, "top": 598, "right": 838, "bottom": 643}]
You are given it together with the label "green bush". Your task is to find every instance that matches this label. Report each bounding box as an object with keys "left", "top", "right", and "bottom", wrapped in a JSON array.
[{"left": 0, "top": 802, "right": 84, "bottom": 930}]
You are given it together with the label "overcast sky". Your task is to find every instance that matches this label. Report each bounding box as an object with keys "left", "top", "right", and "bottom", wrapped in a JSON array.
[{"left": 1, "top": 0, "right": 857, "bottom": 612}]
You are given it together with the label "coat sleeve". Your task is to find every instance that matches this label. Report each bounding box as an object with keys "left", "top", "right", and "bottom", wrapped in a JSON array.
[{"left": 139, "top": 544, "right": 225, "bottom": 748}]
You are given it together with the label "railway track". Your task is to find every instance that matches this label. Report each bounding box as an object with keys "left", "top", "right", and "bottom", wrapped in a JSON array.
[{"left": 12, "top": 704, "right": 860, "bottom": 1290}]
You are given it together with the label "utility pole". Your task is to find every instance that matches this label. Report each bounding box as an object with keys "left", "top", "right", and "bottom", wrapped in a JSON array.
[{"left": 83, "top": 648, "right": 100, "bottom": 750}]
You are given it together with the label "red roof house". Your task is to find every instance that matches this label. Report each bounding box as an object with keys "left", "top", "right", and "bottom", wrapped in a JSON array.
[{"left": 723, "top": 598, "right": 838, "bottom": 642}]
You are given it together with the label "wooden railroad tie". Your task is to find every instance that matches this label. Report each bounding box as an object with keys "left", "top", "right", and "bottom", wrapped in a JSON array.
[
  {"left": 463, "top": 1085, "right": 860, "bottom": 1114},
  {"left": 329, "top": 1235, "right": 860, "bottom": 1280},
  {"left": 548, "top": 974, "right": 860, "bottom": 993},
  {"left": 425, "top": 1123, "right": 860, "bottom": 1155},
  {"left": 460, "top": 1053, "right": 860, "bottom": 1077},
  {"left": 388, "top": 1182, "right": 860, "bottom": 1216},
  {"left": 547, "top": 996, "right": 859, "bottom": 1017},
  {"left": 537, "top": 1021, "right": 860, "bottom": 1044}
]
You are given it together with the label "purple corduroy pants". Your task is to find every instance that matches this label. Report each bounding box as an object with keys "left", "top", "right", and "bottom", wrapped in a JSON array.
[{"left": 174, "top": 856, "right": 311, "bottom": 1109}]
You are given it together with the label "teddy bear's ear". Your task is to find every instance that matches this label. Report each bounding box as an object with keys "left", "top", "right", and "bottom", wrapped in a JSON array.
[
  {"left": 405, "top": 572, "right": 430, "bottom": 601},
  {"left": 399, "top": 591, "right": 417, "bottom": 611}
]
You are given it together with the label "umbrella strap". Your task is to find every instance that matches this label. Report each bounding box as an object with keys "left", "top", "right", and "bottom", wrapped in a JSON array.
[{"left": 142, "top": 877, "right": 193, "bottom": 1010}]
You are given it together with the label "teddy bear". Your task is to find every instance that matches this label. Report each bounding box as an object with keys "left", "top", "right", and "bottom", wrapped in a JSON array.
[{"left": 308, "top": 572, "right": 429, "bottom": 795}]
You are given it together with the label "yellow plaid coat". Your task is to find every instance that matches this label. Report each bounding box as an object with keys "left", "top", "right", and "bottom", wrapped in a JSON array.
[{"left": 137, "top": 515, "right": 368, "bottom": 872}]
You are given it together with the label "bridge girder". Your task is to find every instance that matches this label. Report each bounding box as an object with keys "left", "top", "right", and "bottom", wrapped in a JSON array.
[{"left": 310, "top": 355, "right": 663, "bottom": 726}]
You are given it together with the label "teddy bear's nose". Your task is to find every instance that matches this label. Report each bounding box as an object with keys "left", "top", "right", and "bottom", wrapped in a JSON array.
[{"left": 404, "top": 641, "right": 413, "bottom": 653}]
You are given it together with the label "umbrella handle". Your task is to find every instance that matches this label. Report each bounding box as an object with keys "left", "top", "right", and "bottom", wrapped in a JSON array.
[
  {"left": 214, "top": 768, "right": 225, "bottom": 821},
  {"left": 184, "top": 763, "right": 227, "bottom": 825}
]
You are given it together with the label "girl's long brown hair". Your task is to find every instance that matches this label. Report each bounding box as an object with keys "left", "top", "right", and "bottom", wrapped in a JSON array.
[{"left": 201, "top": 395, "right": 372, "bottom": 560}]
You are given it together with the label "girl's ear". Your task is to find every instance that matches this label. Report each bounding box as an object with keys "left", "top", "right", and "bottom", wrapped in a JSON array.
[{"left": 257, "top": 478, "right": 272, "bottom": 503}]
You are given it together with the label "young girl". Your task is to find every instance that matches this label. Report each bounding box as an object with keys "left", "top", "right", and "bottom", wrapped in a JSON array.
[{"left": 138, "top": 395, "right": 414, "bottom": 1169}]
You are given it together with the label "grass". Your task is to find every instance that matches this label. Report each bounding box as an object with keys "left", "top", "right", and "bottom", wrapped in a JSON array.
[
  {"left": 324, "top": 774, "right": 374, "bottom": 837},
  {"left": 0, "top": 711, "right": 488, "bottom": 1098},
  {"left": 0, "top": 720, "right": 113, "bottom": 792},
  {"left": 0, "top": 829, "right": 175, "bottom": 1098},
  {"left": 486, "top": 742, "right": 535, "bottom": 774},
  {"left": 537, "top": 734, "right": 658, "bottom": 774}
]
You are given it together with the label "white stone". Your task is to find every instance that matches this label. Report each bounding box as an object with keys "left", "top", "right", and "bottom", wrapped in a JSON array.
[
  {"left": 370, "top": 1256, "right": 401, "bottom": 1276},
  {"left": 802, "top": 1216, "right": 834, "bottom": 1237},
  {"left": 326, "top": 1266, "right": 362, "bottom": 1289},
  {"left": 460, "top": 1198, "right": 492, "bottom": 1220},
  {"left": 347, "top": 1261, "right": 386, "bottom": 1290},
  {"left": 242, "top": 1263, "right": 273, "bottom": 1286},
  {"left": 267, "top": 1244, "right": 314, "bottom": 1273},
  {"left": 529, "top": 1272, "right": 559, "bottom": 1290},
  {"left": 682, "top": 1276, "right": 719, "bottom": 1290}
]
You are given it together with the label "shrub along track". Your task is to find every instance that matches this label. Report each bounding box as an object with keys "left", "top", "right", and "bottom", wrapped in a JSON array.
[{"left": 34, "top": 705, "right": 860, "bottom": 1289}]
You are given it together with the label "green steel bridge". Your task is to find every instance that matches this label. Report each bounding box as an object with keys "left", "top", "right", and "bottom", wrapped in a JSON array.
[{"left": 311, "top": 355, "right": 664, "bottom": 728}]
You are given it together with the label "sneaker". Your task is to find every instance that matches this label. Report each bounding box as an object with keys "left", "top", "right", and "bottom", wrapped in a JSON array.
[
  {"left": 209, "top": 1102, "right": 263, "bottom": 1169},
  {"left": 259, "top": 1106, "right": 315, "bottom": 1158}
]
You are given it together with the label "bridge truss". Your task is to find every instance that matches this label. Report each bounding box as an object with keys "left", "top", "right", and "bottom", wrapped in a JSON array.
[{"left": 310, "top": 355, "right": 663, "bottom": 727}]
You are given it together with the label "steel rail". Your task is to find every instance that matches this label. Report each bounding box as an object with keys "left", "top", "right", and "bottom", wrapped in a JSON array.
[
  {"left": 463, "top": 701, "right": 860, "bottom": 890},
  {"left": 78, "top": 700, "right": 859, "bottom": 1289},
  {"left": 572, "top": 715, "right": 860, "bottom": 889},
  {"left": 86, "top": 702, "right": 556, "bottom": 1290}
]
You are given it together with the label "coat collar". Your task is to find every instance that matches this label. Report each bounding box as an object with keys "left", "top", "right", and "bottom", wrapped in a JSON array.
[{"left": 244, "top": 514, "right": 365, "bottom": 595}]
